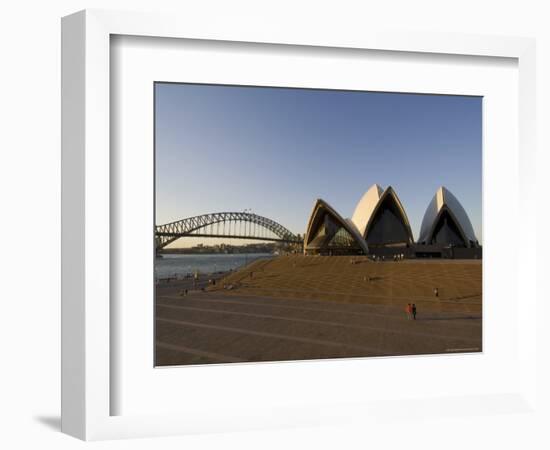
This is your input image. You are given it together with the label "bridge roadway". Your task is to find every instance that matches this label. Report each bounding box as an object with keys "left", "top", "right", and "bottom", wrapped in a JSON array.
[{"left": 155, "top": 211, "right": 302, "bottom": 250}]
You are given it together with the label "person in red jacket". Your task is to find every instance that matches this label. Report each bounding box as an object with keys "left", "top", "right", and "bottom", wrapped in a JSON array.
[{"left": 405, "top": 303, "right": 412, "bottom": 320}]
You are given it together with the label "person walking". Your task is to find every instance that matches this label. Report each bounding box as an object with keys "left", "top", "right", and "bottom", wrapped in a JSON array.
[
  {"left": 433, "top": 287, "right": 439, "bottom": 297},
  {"left": 412, "top": 303, "right": 417, "bottom": 320},
  {"left": 405, "top": 303, "right": 412, "bottom": 320}
]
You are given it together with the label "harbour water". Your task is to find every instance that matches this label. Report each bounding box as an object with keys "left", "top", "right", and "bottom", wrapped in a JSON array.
[{"left": 155, "top": 253, "right": 274, "bottom": 280}]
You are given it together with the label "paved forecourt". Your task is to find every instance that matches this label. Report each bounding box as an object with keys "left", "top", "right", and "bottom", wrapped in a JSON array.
[{"left": 155, "top": 256, "right": 482, "bottom": 366}]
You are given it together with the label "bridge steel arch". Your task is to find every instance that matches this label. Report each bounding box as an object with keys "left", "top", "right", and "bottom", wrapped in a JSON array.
[{"left": 155, "top": 212, "right": 302, "bottom": 250}]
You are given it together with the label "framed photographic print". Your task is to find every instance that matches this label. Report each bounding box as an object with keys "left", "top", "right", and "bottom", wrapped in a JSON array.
[
  {"left": 153, "top": 82, "right": 483, "bottom": 367},
  {"left": 61, "top": 9, "right": 537, "bottom": 441}
]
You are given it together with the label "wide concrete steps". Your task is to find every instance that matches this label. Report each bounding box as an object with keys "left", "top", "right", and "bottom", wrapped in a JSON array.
[{"left": 209, "top": 255, "right": 482, "bottom": 313}]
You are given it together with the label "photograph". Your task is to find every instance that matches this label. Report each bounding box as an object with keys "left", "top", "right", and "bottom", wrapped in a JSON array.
[{"left": 154, "top": 82, "right": 483, "bottom": 366}]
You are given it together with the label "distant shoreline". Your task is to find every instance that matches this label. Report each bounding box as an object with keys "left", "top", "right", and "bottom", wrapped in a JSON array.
[{"left": 154, "top": 252, "right": 275, "bottom": 280}]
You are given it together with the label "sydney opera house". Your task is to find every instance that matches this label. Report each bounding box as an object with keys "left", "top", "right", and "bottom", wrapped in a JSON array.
[{"left": 304, "top": 184, "right": 481, "bottom": 259}]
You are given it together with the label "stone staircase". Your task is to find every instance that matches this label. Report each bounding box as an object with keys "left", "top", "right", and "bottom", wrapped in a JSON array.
[{"left": 209, "top": 255, "right": 482, "bottom": 313}]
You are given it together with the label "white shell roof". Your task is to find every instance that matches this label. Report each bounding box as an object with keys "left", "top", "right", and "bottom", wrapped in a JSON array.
[
  {"left": 351, "top": 184, "right": 384, "bottom": 236},
  {"left": 305, "top": 198, "right": 369, "bottom": 254},
  {"left": 418, "top": 186, "right": 478, "bottom": 245}
]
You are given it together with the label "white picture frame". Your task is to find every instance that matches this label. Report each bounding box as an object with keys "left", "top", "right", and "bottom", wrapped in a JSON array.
[{"left": 61, "top": 9, "right": 537, "bottom": 441}]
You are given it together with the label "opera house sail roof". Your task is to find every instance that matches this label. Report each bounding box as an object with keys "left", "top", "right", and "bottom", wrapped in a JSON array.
[
  {"left": 304, "top": 199, "right": 369, "bottom": 255},
  {"left": 304, "top": 184, "right": 479, "bottom": 256},
  {"left": 351, "top": 184, "right": 414, "bottom": 247},
  {"left": 418, "top": 186, "right": 479, "bottom": 248}
]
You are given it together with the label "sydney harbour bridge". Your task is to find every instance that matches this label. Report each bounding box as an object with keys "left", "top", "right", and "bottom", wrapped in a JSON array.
[{"left": 155, "top": 211, "right": 303, "bottom": 251}]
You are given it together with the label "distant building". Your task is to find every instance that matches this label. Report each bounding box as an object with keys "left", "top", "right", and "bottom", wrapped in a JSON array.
[{"left": 304, "top": 184, "right": 481, "bottom": 259}]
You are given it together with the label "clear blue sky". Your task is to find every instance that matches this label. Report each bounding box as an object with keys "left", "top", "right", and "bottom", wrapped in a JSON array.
[{"left": 155, "top": 83, "right": 482, "bottom": 246}]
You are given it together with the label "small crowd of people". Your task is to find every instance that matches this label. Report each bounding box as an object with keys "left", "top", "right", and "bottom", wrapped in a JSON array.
[
  {"left": 405, "top": 303, "right": 417, "bottom": 320},
  {"left": 366, "top": 253, "right": 406, "bottom": 262},
  {"left": 404, "top": 287, "right": 440, "bottom": 319}
]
